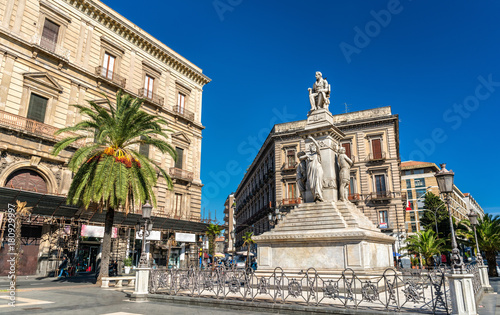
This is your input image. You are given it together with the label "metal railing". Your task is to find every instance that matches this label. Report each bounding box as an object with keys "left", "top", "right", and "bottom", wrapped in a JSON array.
[
  {"left": 149, "top": 266, "right": 450, "bottom": 314},
  {"left": 282, "top": 162, "right": 297, "bottom": 171},
  {"left": 282, "top": 198, "right": 301, "bottom": 206},
  {"left": 366, "top": 152, "right": 387, "bottom": 162},
  {"left": 172, "top": 105, "right": 195, "bottom": 121},
  {"left": 169, "top": 167, "right": 194, "bottom": 182},
  {"left": 95, "top": 66, "right": 126, "bottom": 88},
  {"left": 138, "top": 88, "right": 164, "bottom": 107},
  {"left": 370, "top": 191, "right": 393, "bottom": 200},
  {"left": 31, "top": 33, "right": 70, "bottom": 60},
  {"left": 0, "top": 110, "right": 89, "bottom": 147},
  {"left": 348, "top": 193, "right": 361, "bottom": 202}
]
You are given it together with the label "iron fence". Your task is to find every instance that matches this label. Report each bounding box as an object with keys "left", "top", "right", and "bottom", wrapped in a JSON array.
[{"left": 149, "top": 266, "right": 451, "bottom": 314}]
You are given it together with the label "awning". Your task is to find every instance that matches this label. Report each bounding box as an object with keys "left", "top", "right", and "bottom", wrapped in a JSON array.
[{"left": 0, "top": 187, "right": 210, "bottom": 233}]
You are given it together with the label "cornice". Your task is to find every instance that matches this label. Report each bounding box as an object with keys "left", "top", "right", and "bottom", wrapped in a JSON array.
[{"left": 64, "top": 0, "right": 211, "bottom": 86}]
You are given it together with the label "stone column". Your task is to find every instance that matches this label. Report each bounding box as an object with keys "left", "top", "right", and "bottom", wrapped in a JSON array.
[
  {"left": 133, "top": 267, "right": 150, "bottom": 300},
  {"left": 447, "top": 273, "right": 477, "bottom": 315},
  {"left": 478, "top": 265, "right": 494, "bottom": 293}
]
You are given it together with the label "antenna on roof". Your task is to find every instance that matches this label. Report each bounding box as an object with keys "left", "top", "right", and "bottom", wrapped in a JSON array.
[{"left": 344, "top": 103, "right": 351, "bottom": 113}]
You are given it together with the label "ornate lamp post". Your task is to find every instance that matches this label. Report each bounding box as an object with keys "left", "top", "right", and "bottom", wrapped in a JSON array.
[
  {"left": 137, "top": 201, "right": 153, "bottom": 268},
  {"left": 468, "top": 209, "right": 483, "bottom": 265},
  {"left": 268, "top": 207, "right": 282, "bottom": 227},
  {"left": 434, "top": 164, "right": 464, "bottom": 272}
]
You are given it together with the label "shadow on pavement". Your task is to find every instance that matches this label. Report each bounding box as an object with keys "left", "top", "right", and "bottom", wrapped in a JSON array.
[{"left": 51, "top": 272, "right": 97, "bottom": 284}]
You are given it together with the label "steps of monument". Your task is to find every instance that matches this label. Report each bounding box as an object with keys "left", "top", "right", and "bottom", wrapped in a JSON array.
[
  {"left": 282, "top": 218, "right": 345, "bottom": 225},
  {"left": 276, "top": 223, "right": 346, "bottom": 231},
  {"left": 287, "top": 211, "right": 343, "bottom": 219}
]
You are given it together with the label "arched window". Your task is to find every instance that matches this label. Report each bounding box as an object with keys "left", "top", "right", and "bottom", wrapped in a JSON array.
[{"left": 5, "top": 169, "right": 48, "bottom": 193}]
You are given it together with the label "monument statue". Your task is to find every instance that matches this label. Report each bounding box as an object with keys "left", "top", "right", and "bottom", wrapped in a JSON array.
[
  {"left": 306, "top": 136, "right": 323, "bottom": 202},
  {"left": 308, "top": 71, "right": 331, "bottom": 111},
  {"left": 338, "top": 147, "right": 353, "bottom": 202},
  {"left": 296, "top": 151, "right": 307, "bottom": 200}
]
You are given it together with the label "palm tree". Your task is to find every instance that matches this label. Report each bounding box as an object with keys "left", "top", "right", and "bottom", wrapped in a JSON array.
[
  {"left": 52, "top": 91, "right": 176, "bottom": 284},
  {"left": 242, "top": 231, "right": 255, "bottom": 269},
  {"left": 206, "top": 223, "right": 222, "bottom": 259},
  {"left": 403, "top": 229, "right": 446, "bottom": 267},
  {"left": 14, "top": 200, "right": 32, "bottom": 289}
]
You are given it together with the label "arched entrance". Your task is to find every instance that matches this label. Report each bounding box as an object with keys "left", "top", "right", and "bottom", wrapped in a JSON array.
[{"left": 5, "top": 169, "right": 48, "bottom": 193}]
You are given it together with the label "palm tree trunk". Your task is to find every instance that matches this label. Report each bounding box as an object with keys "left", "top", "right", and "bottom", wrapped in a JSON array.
[
  {"left": 486, "top": 250, "right": 498, "bottom": 277},
  {"left": 97, "top": 207, "right": 114, "bottom": 285}
]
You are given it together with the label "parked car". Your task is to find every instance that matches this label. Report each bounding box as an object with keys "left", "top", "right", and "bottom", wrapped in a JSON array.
[{"left": 234, "top": 255, "right": 246, "bottom": 269}]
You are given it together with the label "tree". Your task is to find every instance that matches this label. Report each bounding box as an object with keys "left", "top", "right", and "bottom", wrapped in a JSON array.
[
  {"left": 403, "top": 229, "right": 446, "bottom": 267},
  {"left": 52, "top": 91, "right": 175, "bottom": 284},
  {"left": 242, "top": 231, "right": 255, "bottom": 269},
  {"left": 206, "top": 223, "right": 222, "bottom": 259},
  {"left": 14, "top": 201, "right": 32, "bottom": 289},
  {"left": 419, "top": 192, "right": 450, "bottom": 239}
]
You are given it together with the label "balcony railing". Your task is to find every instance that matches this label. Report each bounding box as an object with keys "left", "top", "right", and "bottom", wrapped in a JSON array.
[
  {"left": 169, "top": 167, "right": 193, "bottom": 182},
  {"left": 172, "top": 105, "right": 195, "bottom": 122},
  {"left": 366, "top": 152, "right": 386, "bottom": 162},
  {"left": 0, "top": 110, "right": 89, "bottom": 147},
  {"left": 95, "top": 66, "right": 126, "bottom": 88},
  {"left": 348, "top": 193, "right": 361, "bottom": 202},
  {"left": 282, "top": 162, "right": 297, "bottom": 171},
  {"left": 282, "top": 198, "right": 301, "bottom": 206},
  {"left": 370, "top": 191, "right": 393, "bottom": 200},
  {"left": 31, "top": 33, "right": 70, "bottom": 60},
  {"left": 138, "top": 88, "right": 164, "bottom": 107}
]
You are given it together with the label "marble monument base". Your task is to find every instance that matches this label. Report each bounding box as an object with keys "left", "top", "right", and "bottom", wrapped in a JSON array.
[{"left": 254, "top": 201, "right": 395, "bottom": 274}]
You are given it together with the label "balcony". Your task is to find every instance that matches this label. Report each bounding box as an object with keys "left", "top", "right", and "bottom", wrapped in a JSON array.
[
  {"left": 138, "top": 88, "right": 164, "bottom": 107},
  {"left": 282, "top": 198, "right": 301, "bottom": 206},
  {"left": 172, "top": 105, "right": 195, "bottom": 122},
  {"left": 31, "top": 33, "right": 70, "bottom": 60},
  {"left": 282, "top": 162, "right": 297, "bottom": 171},
  {"left": 169, "top": 167, "right": 193, "bottom": 182},
  {"left": 0, "top": 110, "right": 88, "bottom": 147},
  {"left": 366, "top": 152, "right": 386, "bottom": 162},
  {"left": 95, "top": 66, "right": 126, "bottom": 88},
  {"left": 369, "top": 191, "right": 393, "bottom": 201},
  {"left": 348, "top": 193, "right": 361, "bottom": 202}
]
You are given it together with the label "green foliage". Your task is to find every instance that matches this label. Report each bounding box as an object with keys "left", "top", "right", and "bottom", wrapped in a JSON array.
[
  {"left": 52, "top": 90, "right": 176, "bottom": 212},
  {"left": 206, "top": 223, "right": 223, "bottom": 258},
  {"left": 242, "top": 231, "right": 255, "bottom": 268},
  {"left": 123, "top": 257, "right": 133, "bottom": 267},
  {"left": 420, "top": 192, "right": 450, "bottom": 239},
  {"left": 403, "top": 229, "right": 446, "bottom": 267}
]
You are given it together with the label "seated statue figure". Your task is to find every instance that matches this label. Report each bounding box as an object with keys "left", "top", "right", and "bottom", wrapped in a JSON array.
[{"left": 308, "top": 71, "right": 331, "bottom": 111}]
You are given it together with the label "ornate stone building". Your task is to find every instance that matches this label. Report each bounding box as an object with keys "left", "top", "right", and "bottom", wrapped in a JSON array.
[
  {"left": 401, "top": 161, "right": 484, "bottom": 235},
  {"left": 234, "top": 107, "right": 405, "bottom": 252},
  {"left": 0, "top": 0, "right": 210, "bottom": 275},
  {"left": 223, "top": 193, "right": 235, "bottom": 254}
]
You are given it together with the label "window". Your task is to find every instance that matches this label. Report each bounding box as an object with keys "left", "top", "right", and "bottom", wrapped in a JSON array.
[
  {"left": 288, "top": 183, "right": 296, "bottom": 199},
  {"left": 342, "top": 142, "right": 352, "bottom": 159},
  {"left": 407, "top": 190, "right": 413, "bottom": 200},
  {"left": 414, "top": 178, "right": 425, "bottom": 188},
  {"left": 410, "top": 212, "right": 416, "bottom": 222},
  {"left": 349, "top": 176, "right": 356, "bottom": 195},
  {"left": 286, "top": 149, "right": 296, "bottom": 168},
  {"left": 174, "top": 193, "right": 182, "bottom": 217},
  {"left": 175, "top": 147, "right": 184, "bottom": 169},
  {"left": 378, "top": 210, "right": 388, "bottom": 228},
  {"left": 408, "top": 200, "right": 415, "bottom": 209},
  {"left": 102, "top": 52, "right": 116, "bottom": 80},
  {"left": 416, "top": 189, "right": 426, "bottom": 199},
  {"left": 406, "top": 179, "right": 412, "bottom": 189},
  {"left": 413, "top": 169, "right": 424, "bottom": 174},
  {"left": 371, "top": 138, "right": 382, "bottom": 159},
  {"left": 143, "top": 75, "right": 154, "bottom": 99},
  {"left": 404, "top": 170, "right": 412, "bottom": 176},
  {"left": 374, "top": 174, "right": 386, "bottom": 194},
  {"left": 139, "top": 136, "right": 149, "bottom": 158},
  {"left": 177, "top": 93, "right": 185, "bottom": 113},
  {"left": 27, "top": 94, "right": 48, "bottom": 123},
  {"left": 41, "top": 19, "right": 59, "bottom": 52},
  {"left": 411, "top": 223, "right": 417, "bottom": 232}
]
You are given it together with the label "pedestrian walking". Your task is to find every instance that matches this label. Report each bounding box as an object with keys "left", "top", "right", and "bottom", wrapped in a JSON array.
[{"left": 58, "top": 256, "right": 69, "bottom": 278}]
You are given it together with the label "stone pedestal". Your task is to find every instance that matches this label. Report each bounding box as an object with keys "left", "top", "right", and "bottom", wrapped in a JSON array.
[
  {"left": 255, "top": 201, "right": 394, "bottom": 273},
  {"left": 479, "top": 265, "right": 494, "bottom": 293},
  {"left": 132, "top": 267, "right": 150, "bottom": 300},
  {"left": 448, "top": 273, "right": 477, "bottom": 315}
]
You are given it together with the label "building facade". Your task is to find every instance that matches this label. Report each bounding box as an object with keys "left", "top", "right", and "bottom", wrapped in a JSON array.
[
  {"left": 223, "top": 193, "right": 235, "bottom": 254},
  {"left": 401, "top": 161, "right": 484, "bottom": 235},
  {"left": 0, "top": 0, "right": 210, "bottom": 275},
  {"left": 234, "top": 107, "right": 405, "bottom": 252}
]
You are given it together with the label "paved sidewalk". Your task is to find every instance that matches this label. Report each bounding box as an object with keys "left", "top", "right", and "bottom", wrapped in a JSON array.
[{"left": 478, "top": 278, "right": 500, "bottom": 315}]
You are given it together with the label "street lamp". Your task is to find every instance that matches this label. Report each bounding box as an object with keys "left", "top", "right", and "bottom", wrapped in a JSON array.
[
  {"left": 137, "top": 201, "right": 153, "bottom": 267},
  {"left": 468, "top": 209, "right": 483, "bottom": 265},
  {"left": 268, "top": 207, "right": 282, "bottom": 227},
  {"left": 435, "top": 163, "right": 463, "bottom": 272}
]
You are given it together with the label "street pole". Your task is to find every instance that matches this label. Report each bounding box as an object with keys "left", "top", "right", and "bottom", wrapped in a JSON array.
[{"left": 445, "top": 194, "right": 463, "bottom": 272}]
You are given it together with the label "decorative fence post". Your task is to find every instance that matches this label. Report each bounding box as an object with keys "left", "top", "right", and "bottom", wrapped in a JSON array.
[
  {"left": 447, "top": 273, "right": 477, "bottom": 315},
  {"left": 478, "top": 265, "right": 494, "bottom": 293},
  {"left": 132, "top": 267, "right": 151, "bottom": 300}
]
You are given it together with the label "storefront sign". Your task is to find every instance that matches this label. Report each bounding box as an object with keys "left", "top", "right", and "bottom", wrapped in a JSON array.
[
  {"left": 175, "top": 232, "right": 196, "bottom": 243},
  {"left": 135, "top": 230, "right": 161, "bottom": 241},
  {"left": 81, "top": 224, "right": 118, "bottom": 238}
]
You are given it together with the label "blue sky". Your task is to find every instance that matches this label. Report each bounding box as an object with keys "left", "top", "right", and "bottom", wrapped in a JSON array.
[{"left": 102, "top": 0, "right": 500, "bottom": 220}]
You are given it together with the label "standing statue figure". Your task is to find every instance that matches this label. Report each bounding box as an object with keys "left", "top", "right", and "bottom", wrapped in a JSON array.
[
  {"left": 296, "top": 151, "right": 308, "bottom": 200},
  {"left": 306, "top": 136, "right": 324, "bottom": 202},
  {"left": 308, "top": 71, "right": 331, "bottom": 111},
  {"left": 338, "top": 147, "right": 353, "bottom": 202}
]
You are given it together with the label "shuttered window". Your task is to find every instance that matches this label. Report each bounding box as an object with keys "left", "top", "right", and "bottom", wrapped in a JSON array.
[
  {"left": 102, "top": 52, "right": 116, "bottom": 80},
  {"left": 175, "top": 147, "right": 184, "bottom": 169},
  {"left": 342, "top": 142, "right": 352, "bottom": 159},
  {"left": 375, "top": 174, "right": 386, "bottom": 194},
  {"left": 286, "top": 149, "right": 296, "bottom": 168},
  {"left": 27, "top": 94, "right": 48, "bottom": 123},
  {"left": 143, "top": 75, "right": 154, "bottom": 99},
  {"left": 288, "top": 183, "right": 296, "bottom": 199},
  {"left": 371, "top": 138, "right": 382, "bottom": 160},
  {"left": 177, "top": 93, "right": 185, "bottom": 113},
  {"left": 174, "top": 193, "right": 182, "bottom": 217},
  {"left": 41, "top": 19, "right": 59, "bottom": 52}
]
